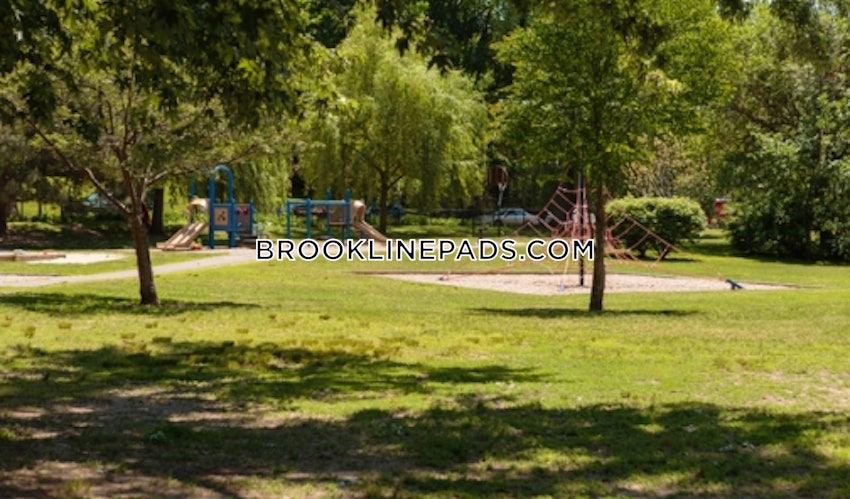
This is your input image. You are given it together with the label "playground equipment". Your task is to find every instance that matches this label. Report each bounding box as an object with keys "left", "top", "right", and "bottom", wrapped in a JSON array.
[
  {"left": 285, "top": 188, "right": 351, "bottom": 240},
  {"left": 159, "top": 164, "right": 255, "bottom": 250},
  {"left": 502, "top": 178, "right": 743, "bottom": 291},
  {"left": 351, "top": 200, "right": 387, "bottom": 243},
  {"left": 202, "top": 164, "right": 255, "bottom": 249},
  {"left": 284, "top": 189, "right": 388, "bottom": 243},
  {"left": 157, "top": 222, "right": 207, "bottom": 250}
]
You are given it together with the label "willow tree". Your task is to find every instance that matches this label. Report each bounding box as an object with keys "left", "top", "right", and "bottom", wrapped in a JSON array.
[
  {"left": 299, "top": 7, "right": 487, "bottom": 233},
  {"left": 494, "top": 0, "right": 731, "bottom": 311},
  {"left": 2, "top": 1, "right": 307, "bottom": 305}
]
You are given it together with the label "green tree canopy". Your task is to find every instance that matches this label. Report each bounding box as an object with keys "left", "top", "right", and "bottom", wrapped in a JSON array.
[
  {"left": 299, "top": 6, "right": 487, "bottom": 233},
  {"left": 304, "top": 0, "right": 529, "bottom": 102},
  {"left": 0, "top": 124, "right": 47, "bottom": 235},
  {"left": 494, "top": 0, "right": 732, "bottom": 310},
  {"left": 1, "top": 0, "right": 309, "bottom": 305},
  {"left": 718, "top": 3, "right": 850, "bottom": 259}
]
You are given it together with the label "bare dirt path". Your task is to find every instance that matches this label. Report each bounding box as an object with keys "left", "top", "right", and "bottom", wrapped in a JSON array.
[{"left": 0, "top": 249, "right": 256, "bottom": 288}]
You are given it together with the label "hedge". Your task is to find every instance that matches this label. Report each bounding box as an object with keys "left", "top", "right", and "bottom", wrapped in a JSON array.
[{"left": 607, "top": 197, "right": 706, "bottom": 258}]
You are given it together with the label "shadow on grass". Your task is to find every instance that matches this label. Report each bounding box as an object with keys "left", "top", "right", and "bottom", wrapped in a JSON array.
[
  {"left": 0, "top": 341, "right": 544, "bottom": 409},
  {"left": 0, "top": 342, "right": 847, "bottom": 497},
  {"left": 2, "top": 342, "right": 541, "bottom": 403},
  {"left": 473, "top": 307, "right": 699, "bottom": 318},
  {"left": 0, "top": 293, "right": 259, "bottom": 316}
]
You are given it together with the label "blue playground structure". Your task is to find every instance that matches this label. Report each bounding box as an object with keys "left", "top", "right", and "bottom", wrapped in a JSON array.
[
  {"left": 189, "top": 164, "right": 255, "bottom": 249},
  {"left": 285, "top": 188, "right": 353, "bottom": 239}
]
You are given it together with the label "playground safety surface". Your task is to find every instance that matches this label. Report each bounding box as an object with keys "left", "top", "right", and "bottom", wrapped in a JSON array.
[
  {"left": 374, "top": 272, "right": 791, "bottom": 295},
  {"left": 0, "top": 249, "right": 254, "bottom": 288}
]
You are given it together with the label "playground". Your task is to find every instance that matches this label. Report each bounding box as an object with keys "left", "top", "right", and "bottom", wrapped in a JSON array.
[
  {"left": 156, "top": 166, "right": 390, "bottom": 253},
  {"left": 157, "top": 164, "right": 258, "bottom": 251}
]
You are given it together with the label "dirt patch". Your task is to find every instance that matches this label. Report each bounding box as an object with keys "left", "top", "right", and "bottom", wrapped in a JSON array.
[
  {"left": 0, "top": 249, "right": 253, "bottom": 288},
  {"left": 374, "top": 272, "right": 790, "bottom": 295},
  {"left": 27, "top": 251, "right": 127, "bottom": 265}
]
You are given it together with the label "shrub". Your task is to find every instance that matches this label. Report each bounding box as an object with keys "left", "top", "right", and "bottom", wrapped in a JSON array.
[
  {"left": 607, "top": 197, "right": 706, "bottom": 258},
  {"left": 725, "top": 198, "right": 850, "bottom": 261}
]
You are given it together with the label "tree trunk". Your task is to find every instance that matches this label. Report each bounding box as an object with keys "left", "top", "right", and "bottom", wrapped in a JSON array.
[
  {"left": 129, "top": 195, "right": 160, "bottom": 306},
  {"left": 590, "top": 181, "right": 607, "bottom": 312},
  {"left": 378, "top": 175, "right": 389, "bottom": 234},
  {"left": 150, "top": 188, "right": 165, "bottom": 236},
  {"left": 0, "top": 175, "right": 8, "bottom": 237},
  {"left": 0, "top": 201, "right": 8, "bottom": 238}
]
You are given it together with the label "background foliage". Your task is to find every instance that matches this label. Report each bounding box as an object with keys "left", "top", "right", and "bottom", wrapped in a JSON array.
[{"left": 298, "top": 5, "right": 487, "bottom": 232}]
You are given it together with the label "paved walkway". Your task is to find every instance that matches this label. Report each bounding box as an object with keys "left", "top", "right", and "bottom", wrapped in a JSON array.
[{"left": 0, "top": 249, "right": 256, "bottom": 288}]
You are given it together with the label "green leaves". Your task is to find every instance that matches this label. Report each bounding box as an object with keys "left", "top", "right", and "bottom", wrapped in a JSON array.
[
  {"left": 19, "top": 66, "right": 58, "bottom": 123},
  {"left": 0, "top": 0, "right": 68, "bottom": 75},
  {"left": 1, "top": 0, "right": 313, "bottom": 304},
  {"left": 298, "top": 5, "right": 486, "bottom": 232},
  {"left": 494, "top": 0, "right": 731, "bottom": 191},
  {"left": 721, "top": 5, "right": 850, "bottom": 259},
  {"left": 493, "top": 0, "right": 733, "bottom": 310}
]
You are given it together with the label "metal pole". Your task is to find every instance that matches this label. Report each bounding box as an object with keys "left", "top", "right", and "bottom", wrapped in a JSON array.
[
  {"left": 326, "top": 188, "right": 332, "bottom": 238},
  {"left": 578, "top": 173, "right": 585, "bottom": 287},
  {"left": 208, "top": 171, "right": 216, "bottom": 249},
  {"left": 305, "top": 197, "right": 312, "bottom": 239},
  {"left": 497, "top": 183, "right": 506, "bottom": 237},
  {"left": 345, "top": 189, "right": 352, "bottom": 240},
  {"left": 286, "top": 200, "right": 292, "bottom": 239}
]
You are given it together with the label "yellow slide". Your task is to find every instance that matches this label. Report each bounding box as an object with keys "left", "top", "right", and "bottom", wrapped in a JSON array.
[
  {"left": 157, "top": 222, "right": 208, "bottom": 250},
  {"left": 350, "top": 200, "right": 388, "bottom": 243},
  {"left": 353, "top": 219, "right": 388, "bottom": 243}
]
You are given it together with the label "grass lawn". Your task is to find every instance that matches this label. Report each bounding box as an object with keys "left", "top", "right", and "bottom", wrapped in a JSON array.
[{"left": 0, "top": 232, "right": 849, "bottom": 497}]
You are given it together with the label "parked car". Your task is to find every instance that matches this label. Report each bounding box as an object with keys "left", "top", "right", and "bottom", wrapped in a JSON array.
[
  {"left": 63, "top": 191, "right": 119, "bottom": 214},
  {"left": 80, "top": 192, "right": 113, "bottom": 209},
  {"left": 475, "top": 207, "right": 539, "bottom": 226}
]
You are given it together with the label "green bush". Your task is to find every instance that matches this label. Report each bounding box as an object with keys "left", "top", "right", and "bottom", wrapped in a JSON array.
[
  {"left": 607, "top": 197, "right": 706, "bottom": 258},
  {"left": 725, "top": 197, "right": 850, "bottom": 261},
  {"left": 725, "top": 201, "right": 807, "bottom": 258}
]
